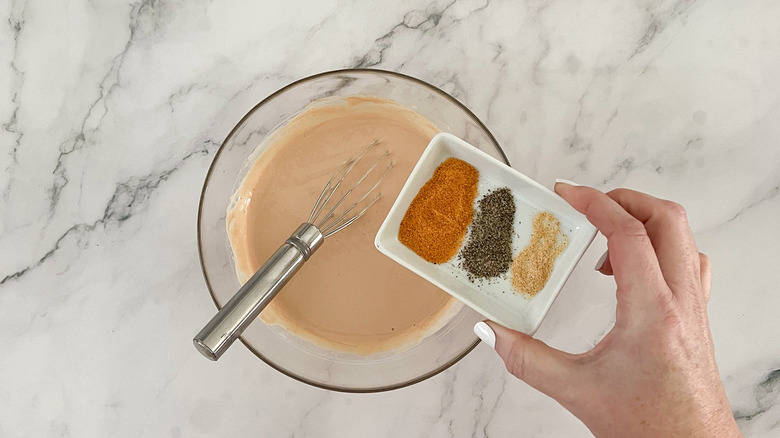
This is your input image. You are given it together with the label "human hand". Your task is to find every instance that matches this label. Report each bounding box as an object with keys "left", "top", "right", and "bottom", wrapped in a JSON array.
[{"left": 473, "top": 183, "right": 742, "bottom": 437}]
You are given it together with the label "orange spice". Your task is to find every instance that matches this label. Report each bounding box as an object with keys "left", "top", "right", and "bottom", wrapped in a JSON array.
[
  {"left": 398, "top": 158, "right": 479, "bottom": 263},
  {"left": 511, "top": 211, "right": 569, "bottom": 297}
]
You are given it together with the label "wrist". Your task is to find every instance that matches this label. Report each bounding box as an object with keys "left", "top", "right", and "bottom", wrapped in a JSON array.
[{"left": 687, "top": 408, "right": 742, "bottom": 438}]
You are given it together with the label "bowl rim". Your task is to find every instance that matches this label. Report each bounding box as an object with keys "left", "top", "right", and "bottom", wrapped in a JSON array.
[{"left": 197, "top": 68, "right": 509, "bottom": 393}]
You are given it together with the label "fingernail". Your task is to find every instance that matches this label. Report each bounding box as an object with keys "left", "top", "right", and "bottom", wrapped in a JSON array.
[
  {"left": 595, "top": 251, "right": 608, "bottom": 270},
  {"left": 473, "top": 322, "right": 496, "bottom": 349},
  {"left": 555, "top": 178, "right": 580, "bottom": 187}
]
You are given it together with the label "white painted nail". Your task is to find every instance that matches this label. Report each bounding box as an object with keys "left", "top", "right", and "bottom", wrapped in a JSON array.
[
  {"left": 555, "top": 178, "right": 581, "bottom": 186},
  {"left": 595, "top": 251, "right": 608, "bottom": 270},
  {"left": 473, "top": 322, "right": 496, "bottom": 349}
]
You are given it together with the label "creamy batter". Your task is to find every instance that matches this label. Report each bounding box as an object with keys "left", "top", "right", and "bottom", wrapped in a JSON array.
[{"left": 227, "top": 96, "right": 457, "bottom": 355}]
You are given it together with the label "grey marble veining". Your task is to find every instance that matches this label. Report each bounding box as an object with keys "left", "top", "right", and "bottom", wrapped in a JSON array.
[{"left": 1, "top": 0, "right": 779, "bottom": 436}]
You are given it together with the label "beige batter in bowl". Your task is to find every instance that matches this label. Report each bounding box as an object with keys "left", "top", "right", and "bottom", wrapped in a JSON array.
[
  {"left": 197, "top": 69, "right": 508, "bottom": 392},
  {"left": 226, "top": 96, "right": 460, "bottom": 355}
]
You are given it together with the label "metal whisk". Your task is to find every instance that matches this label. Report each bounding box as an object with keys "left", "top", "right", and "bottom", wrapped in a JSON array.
[{"left": 194, "top": 141, "right": 392, "bottom": 360}]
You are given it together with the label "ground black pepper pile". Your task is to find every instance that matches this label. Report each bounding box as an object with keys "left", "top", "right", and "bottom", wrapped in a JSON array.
[{"left": 461, "top": 187, "right": 516, "bottom": 279}]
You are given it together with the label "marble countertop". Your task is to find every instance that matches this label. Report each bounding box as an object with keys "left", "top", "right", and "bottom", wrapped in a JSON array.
[{"left": 2, "top": 1, "right": 779, "bottom": 436}]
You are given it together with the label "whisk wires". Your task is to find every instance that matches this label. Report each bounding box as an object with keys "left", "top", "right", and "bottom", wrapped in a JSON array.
[{"left": 308, "top": 141, "right": 393, "bottom": 238}]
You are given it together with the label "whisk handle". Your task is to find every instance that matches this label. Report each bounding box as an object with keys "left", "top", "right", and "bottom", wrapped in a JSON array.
[{"left": 193, "top": 223, "right": 323, "bottom": 360}]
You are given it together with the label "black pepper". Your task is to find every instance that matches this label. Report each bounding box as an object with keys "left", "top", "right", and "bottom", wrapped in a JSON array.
[{"left": 461, "top": 187, "right": 516, "bottom": 279}]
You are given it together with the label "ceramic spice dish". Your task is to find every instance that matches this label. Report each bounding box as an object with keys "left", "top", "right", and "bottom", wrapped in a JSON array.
[{"left": 375, "top": 133, "right": 597, "bottom": 334}]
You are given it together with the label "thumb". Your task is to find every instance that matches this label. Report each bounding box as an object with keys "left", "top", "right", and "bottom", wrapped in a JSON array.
[{"left": 475, "top": 321, "right": 580, "bottom": 403}]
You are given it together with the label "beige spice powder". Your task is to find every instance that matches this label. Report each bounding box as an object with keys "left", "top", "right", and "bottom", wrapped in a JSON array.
[{"left": 511, "top": 211, "right": 569, "bottom": 297}]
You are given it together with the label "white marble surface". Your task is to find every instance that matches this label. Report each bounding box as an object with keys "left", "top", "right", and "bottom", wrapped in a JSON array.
[{"left": 1, "top": 0, "right": 779, "bottom": 436}]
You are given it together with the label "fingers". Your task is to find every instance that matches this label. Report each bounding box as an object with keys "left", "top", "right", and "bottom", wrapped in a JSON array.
[
  {"left": 480, "top": 321, "right": 580, "bottom": 404},
  {"left": 605, "top": 189, "right": 701, "bottom": 295},
  {"left": 555, "top": 183, "right": 666, "bottom": 299},
  {"left": 699, "top": 253, "right": 711, "bottom": 303}
]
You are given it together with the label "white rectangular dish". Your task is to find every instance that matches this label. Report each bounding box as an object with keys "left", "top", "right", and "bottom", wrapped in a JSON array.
[{"left": 375, "top": 133, "right": 597, "bottom": 334}]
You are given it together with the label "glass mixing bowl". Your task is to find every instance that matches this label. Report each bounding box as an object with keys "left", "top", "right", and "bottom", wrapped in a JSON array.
[{"left": 198, "top": 69, "right": 508, "bottom": 392}]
